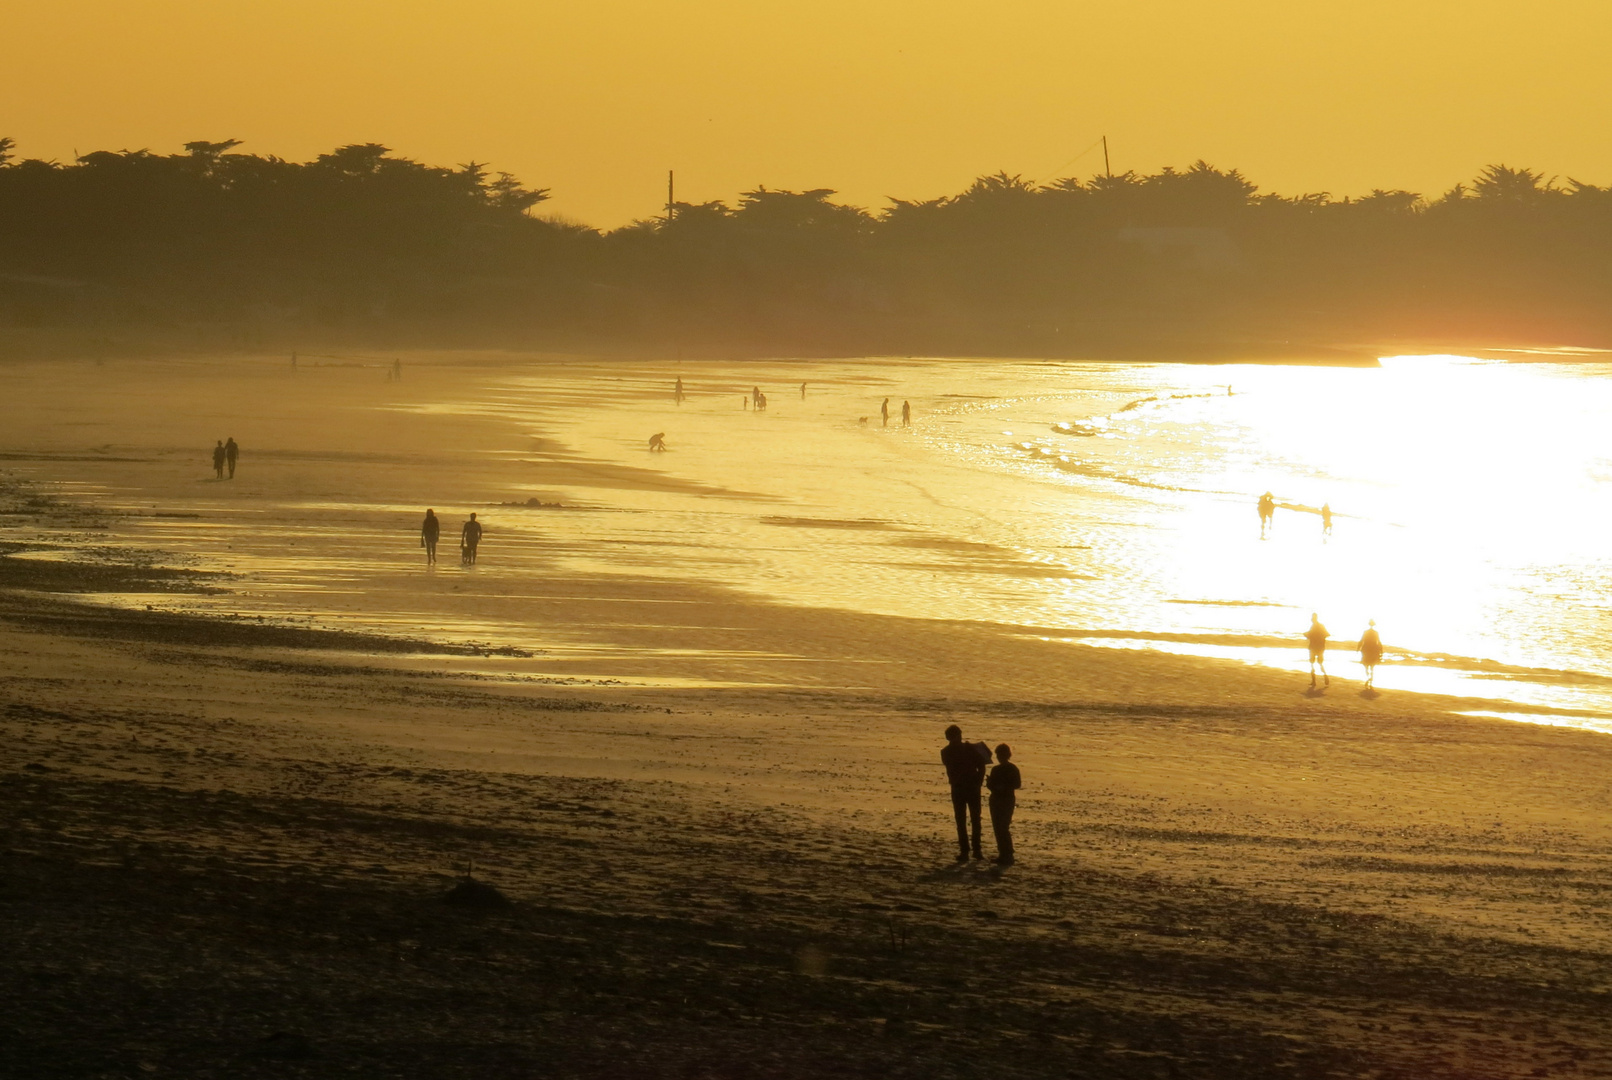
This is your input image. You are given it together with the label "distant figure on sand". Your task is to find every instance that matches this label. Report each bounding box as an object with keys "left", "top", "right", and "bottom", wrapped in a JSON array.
[
  {"left": 224, "top": 437, "right": 239, "bottom": 479},
  {"left": 674, "top": 377, "right": 684, "bottom": 404},
  {"left": 1358, "top": 620, "right": 1383, "bottom": 689},
  {"left": 901, "top": 400, "right": 911, "bottom": 427},
  {"left": 1305, "top": 613, "right": 1330, "bottom": 688},
  {"left": 460, "top": 513, "right": 482, "bottom": 565},
  {"left": 941, "top": 725, "right": 987, "bottom": 861},
  {"left": 881, "top": 398, "right": 890, "bottom": 427},
  {"left": 800, "top": 381, "right": 807, "bottom": 399},
  {"left": 985, "top": 743, "right": 1021, "bottom": 865},
  {"left": 211, "top": 440, "right": 226, "bottom": 479},
  {"left": 648, "top": 432, "right": 668, "bottom": 452},
  {"left": 1258, "top": 492, "right": 1276, "bottom": 538},
  {"left": 1321, "top": 503, "right": 1333, "bottom": 538},
  {"left": 420, "top": 509, "right": 440, "bottom": 565}
]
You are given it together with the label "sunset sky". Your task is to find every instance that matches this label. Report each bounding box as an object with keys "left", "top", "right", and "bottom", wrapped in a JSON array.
[{"left": 6, "top": 1, "right": 1609, "bottom": 227}]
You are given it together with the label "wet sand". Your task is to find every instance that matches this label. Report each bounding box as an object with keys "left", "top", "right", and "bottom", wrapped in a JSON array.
[{"left": 3, "top": 354, "right": 1612, "bottom": 1078}]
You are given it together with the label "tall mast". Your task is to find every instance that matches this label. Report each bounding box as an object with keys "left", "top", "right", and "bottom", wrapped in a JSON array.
[
  {"left": 666, "top": 170, "right": 675, "bottom": 224},
  {"left": 1102, "top": 136, "right": 1111, "bottom": 178}
]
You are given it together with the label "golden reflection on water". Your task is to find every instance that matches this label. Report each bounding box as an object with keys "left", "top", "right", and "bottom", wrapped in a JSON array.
[{"left": 97, "top": 354, "right": 1612, "bottom": 727}]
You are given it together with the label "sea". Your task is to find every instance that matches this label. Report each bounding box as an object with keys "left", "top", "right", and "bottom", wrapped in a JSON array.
[{"left": 104, "top": 353, "right": 1612, "bottom": 733}]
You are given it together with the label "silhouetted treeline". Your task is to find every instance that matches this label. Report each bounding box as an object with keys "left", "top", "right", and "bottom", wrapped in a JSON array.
[{"left": 3, "top": 138, "right": 1610, "bottom": 355}]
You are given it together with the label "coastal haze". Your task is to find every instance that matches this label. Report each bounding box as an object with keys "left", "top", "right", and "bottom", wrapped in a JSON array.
[{"left": 6, "top": 4, "right": 1612, "bottom": 1080}]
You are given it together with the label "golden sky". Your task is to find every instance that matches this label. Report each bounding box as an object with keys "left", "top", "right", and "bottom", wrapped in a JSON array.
[{"left": 5, "top": 1, "right": 1609, "bottom": 226}]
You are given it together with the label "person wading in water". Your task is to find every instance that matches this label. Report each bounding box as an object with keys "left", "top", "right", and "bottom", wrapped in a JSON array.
[
  {"left": 1306, "top": 613, "right": 1330, "bottom": 689},
  {"left": 1258, "top": 492, "right": 1276, "bottom": 538},
  {"left": 460, "top": 513, "right": 483, "bottom": 565},
  {"left": 420, "top": 509, "right": 441, "bottom": 565},
  {"left": 1358, "top": 620, "right": 1383, "bottom": 690}
]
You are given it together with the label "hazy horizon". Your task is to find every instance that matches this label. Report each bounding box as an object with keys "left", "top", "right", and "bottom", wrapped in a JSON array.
[{"left": 6, "top": 0, "right": 1611, "bottom": 227}]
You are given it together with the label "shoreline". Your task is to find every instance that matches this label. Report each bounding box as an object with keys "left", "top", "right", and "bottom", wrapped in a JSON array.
[
  {"left": 5, "top": 523, "right": 1612, "bottom": 1077},
  {"left": 4, "top": 353, "right": 1612, "bottom": 1077}
]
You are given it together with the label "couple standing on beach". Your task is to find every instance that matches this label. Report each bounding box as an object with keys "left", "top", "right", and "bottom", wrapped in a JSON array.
[
  {"left": 941, "top": 725, "right": 1020, "bottom": 865},
  {"left": 210, "top": 438, "right": 239, "bottom": 479}
]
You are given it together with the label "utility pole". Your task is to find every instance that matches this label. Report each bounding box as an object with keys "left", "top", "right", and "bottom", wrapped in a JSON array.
[
  {"left": 666, "top": 170, "right": 675, "bottom": 225},
  {"left": 1102, "top": 136, "right": 1111, "bottom": 178}
]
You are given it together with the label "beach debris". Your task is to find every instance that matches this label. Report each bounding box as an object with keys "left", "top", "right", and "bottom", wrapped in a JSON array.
[{"left": 443, "top": 862, "right": 510, "bottom": 910}]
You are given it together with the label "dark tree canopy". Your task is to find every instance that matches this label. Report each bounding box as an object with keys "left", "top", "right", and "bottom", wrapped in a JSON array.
[{"left": 2, "top": 138, "right": 1610, "bottom": 354}]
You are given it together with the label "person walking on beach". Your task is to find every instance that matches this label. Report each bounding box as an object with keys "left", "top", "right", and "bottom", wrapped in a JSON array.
[
  {"left": 1305, "top": 613, "right": 1330, "bottom": 688},
  {"left": 1359, "top": 620, "right": 1383, "bottom": 690},
  {"left": 901, "top": 400, "right": 911, "bottom": 427},
  {"left": 985, "top": 743, "right": 1021, "bottom": 865},
  {"left": 881, "top": 398, "right": 890, "bottom": 427},
  {"left": 1321, "top": 503, "right": 1333, "bottom": 538},
  {"left": 224, "top": 437, "right": 239, "bottom": 479},
  {"left": 420, "top": 508, "right": 441, "bottom": 565},
  {"left": 800, "top": 381, "right": 807, "bottom": 399},
  {"left": 674, "top": 377, "right": 684, "bottom": 404},
  {"left": 460, "top": 513, "right": 483, "bottom": 565},
  {"left": 941, "top": 724, "right": 986, "bottom": 862},
  {"left": 1258, "top": 492, "right": 1276, "bottom": 538},
  {"left": 211, "top": 440, "right": 226, "bottom": 479}
]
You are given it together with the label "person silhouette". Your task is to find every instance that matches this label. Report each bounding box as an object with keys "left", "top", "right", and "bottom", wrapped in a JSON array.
[
  {"left": 224, "top": 437, "right": 239, "bottom": 479},
  {"left": 800, "top": 381, "right": 807, "bottom": 399},
  {"left": 420, "top": 508, "right": 440, "bottom": 565},
  {"left": 901, "top": 400, "right": 911, "bottom": 427},
  {"left": 1321, "top": 503, "right": 1333, "bottom": 538},
  {"left": 648, "top": 432, "right": 667, "bottom": 452},
  {"left": 674, "top": 377, "right": 684, "bottom": 404},
  {"left": 881, "top": 398, "right": 890, "bottom": 427},
  {"left": 1359, "top": 620, "right": 1383, "bottom": 689},
  {"left": 985, "top": 743, "right": 1021, "bottom": 865},
  {"left": 211, "top": 440, "right": 226, "bottom": 479},
  {"left": 1258, "top": 492, "right": 1276, "bottom": 538},
  {"left": 940, "top": 724, "right": 986, "bottom": 862},
  {"left": 460, "top": 513, "right": 483, "bottom": 565},
  {"left": 1305, "top": 613, "right": 1330, "bottom": 688}
]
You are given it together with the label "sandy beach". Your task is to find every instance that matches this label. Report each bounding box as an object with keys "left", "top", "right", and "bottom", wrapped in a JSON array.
[{"left": 3, "top": 353, "right": 1611, "bottom": 1079}]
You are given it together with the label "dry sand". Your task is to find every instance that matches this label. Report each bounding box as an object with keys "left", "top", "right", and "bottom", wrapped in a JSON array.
[{"left": 2, "top": 354, "right": 1611, "bottom": 1079}]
